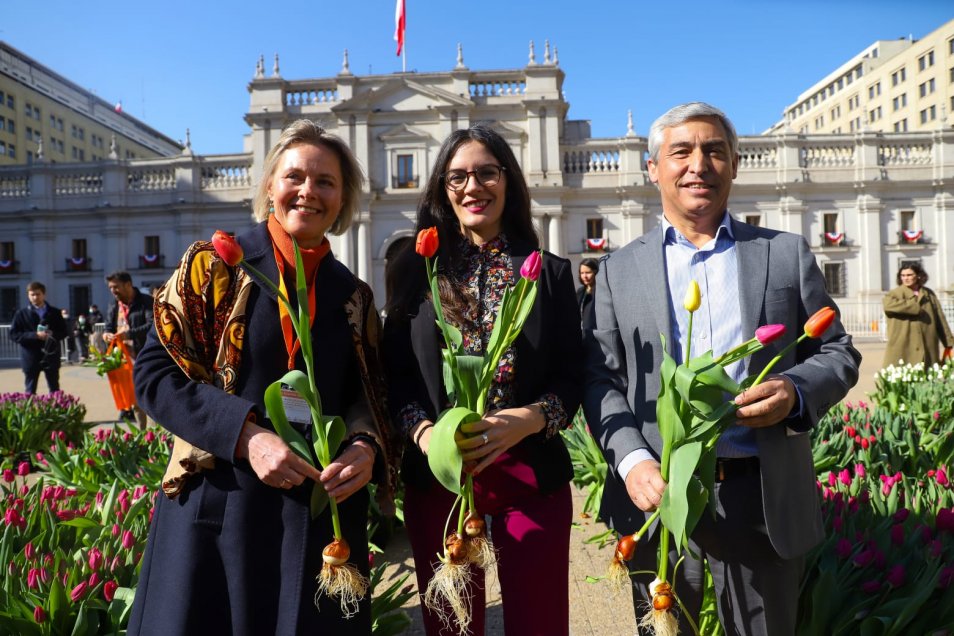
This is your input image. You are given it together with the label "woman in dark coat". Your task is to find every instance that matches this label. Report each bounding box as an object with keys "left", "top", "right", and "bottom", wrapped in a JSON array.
[
  {"left": 128, "top": 120, "right": 394, "bottom": 636},
  {"left": 576, "top": 257, "right": 599, "bottom": 330},
  {"left": 383, "top": 124, "right": 583, "bottom": 635}
]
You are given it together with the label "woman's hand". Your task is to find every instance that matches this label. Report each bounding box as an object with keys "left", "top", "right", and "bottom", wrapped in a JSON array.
[
  {"left": 457, "top": 405, "right": 545, "bottom": 474},
  {"left": 319, "top": 440, "right": 376, "bottom": 503},
  {"left": 235, "top": 418, "right": 322, "bottom": 490}
]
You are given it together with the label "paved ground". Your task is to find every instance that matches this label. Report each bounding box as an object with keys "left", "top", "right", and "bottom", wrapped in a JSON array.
[{"left": 0, "top": 338, "right": 887, "bottom": 635}]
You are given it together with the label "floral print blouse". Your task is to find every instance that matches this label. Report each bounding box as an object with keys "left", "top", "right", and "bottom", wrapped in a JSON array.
[{"left": 399, "top": 234, "right": 567, "bottom": 440}]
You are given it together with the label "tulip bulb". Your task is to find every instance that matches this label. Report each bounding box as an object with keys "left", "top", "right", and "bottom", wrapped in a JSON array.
[{"left": 322, "top": 538, "right": 351, "bottom": 566}]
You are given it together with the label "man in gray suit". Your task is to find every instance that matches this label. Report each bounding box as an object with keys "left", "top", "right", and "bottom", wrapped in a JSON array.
[{"left": 583, "top": 103, "right": 860, "bottom": 635}]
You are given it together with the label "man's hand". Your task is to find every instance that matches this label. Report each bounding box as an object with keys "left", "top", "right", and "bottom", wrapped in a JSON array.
[
  {"left": 734, "top": 374, "right": 797, "bottom": 428},
  {"left": 625, "top": 459, "right": 667, "bottom": 512}
]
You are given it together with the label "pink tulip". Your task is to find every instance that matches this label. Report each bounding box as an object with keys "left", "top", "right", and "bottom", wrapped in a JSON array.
[
  {"left": 103, "top": 580, "right": 118, "bottom": 602},
  {"left": 890, "top": 524, "right": 905, "bottom": 546},
  {"left": 886, "top": 564, "right": 906, "bottom": 588},
  {"left": 145, "top": 431, "right": 156, "bottom": 443},
  {"left": 838, "top": 469, "right": 851, "bottom": 486},
  {"left": 88, "top": 548, "right": 103, "bottom": 571},
  {"left": 936, "top": 467, "right": 949, "bottom": 487},
  {"left": 27, "top": 568, "right": 39, "bottom": 589},
  {"left": 33, "top": 606, "right": 45, "bottom": 624},
  {"left": 17, "top": 462, "right": 30, "bottom": 477},
  {"left": 24, "top": 542, "right": 34, "bottom": 560},
  {"left": 754, "top": 324, "right": 785, "bottom": 345},
  {"left": 835, "top": 538, "right": 852, "bottom": 559},
  {"left": 122, "top": 530, "right": 135, "bottom": 550},
  {"left": 520, "top": 250, "right": 542, "bottom": 281},
  {"left": 861, "top": 580, "right": 881, "bottom": 594},
  {"left": 70, "top": 581, "right": 88, "bottom": 602},
  {"left": 937, "top": 508, "right": 954, "bottom": 534},
  {"left": 854, "top": 463, "right": 866, "bottom": 479},
  {"left": 88, "top": 572, "right": 100, "bottom": 587},
  {"left": 2, "top": 469, "right": 13, "bottom": 483}
]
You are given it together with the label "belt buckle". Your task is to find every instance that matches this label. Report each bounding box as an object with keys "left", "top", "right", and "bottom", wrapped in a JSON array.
[{"left": 717, "top": 459, "right": 726, "bottom": 482}]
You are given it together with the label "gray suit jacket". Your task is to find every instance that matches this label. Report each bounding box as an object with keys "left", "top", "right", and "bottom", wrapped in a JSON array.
[{"left": 583, "top": 218, "right": 861, "bottom": 559}]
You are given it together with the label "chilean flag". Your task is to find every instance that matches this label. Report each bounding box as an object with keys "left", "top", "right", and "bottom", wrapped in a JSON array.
[{"left": 394, "top": 0, "right": 406, "bottom": 56}]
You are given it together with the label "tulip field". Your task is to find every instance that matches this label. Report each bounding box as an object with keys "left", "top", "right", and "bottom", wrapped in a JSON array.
[{"left": 0, "top": 395, "right": 412, "bottom": 636}]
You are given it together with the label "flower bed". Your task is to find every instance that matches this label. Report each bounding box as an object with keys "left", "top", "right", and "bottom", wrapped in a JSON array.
[{"left": 0, "top": 392, "right": 87, "bottom": 463}]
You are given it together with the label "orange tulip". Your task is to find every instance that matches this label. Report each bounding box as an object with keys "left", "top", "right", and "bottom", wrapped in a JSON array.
[
  {"left": 804, "top": 307, "right": 836, "bottom": 339},
  {"left": 415, "top": 227, "right": 439, "bottom": 258},
  {"left": 211, "top": 230, "right": 243, "bottom": 266}
]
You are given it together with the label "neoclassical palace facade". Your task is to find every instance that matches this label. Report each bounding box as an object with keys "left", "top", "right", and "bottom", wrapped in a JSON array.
[{"left": 1, "top": 46, "right": 952, "bottom": 330}]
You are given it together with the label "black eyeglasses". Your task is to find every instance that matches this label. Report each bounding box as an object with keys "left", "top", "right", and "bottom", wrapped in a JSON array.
[{"left": 442, "top": 165, "right": 506, "bottom": 192}]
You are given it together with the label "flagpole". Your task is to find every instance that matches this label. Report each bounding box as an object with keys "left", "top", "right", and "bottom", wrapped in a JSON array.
[{"left": 402, "top": 42, "right": 406, "bottom": 73}]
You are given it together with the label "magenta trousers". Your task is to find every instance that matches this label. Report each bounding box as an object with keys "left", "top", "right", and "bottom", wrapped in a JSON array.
[{"left": 403, "top": 448, "right": 572, "bottom": 636}]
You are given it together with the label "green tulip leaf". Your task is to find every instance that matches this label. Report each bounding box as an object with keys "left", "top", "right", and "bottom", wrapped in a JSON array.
[
  {"left": 312, "top": 414, "right": 346, "bottom": 467},
  {"left": 291, "top": 239, "right": 313, "bottom": 361},
  {"left": 659, "top": 440, "right": 705, "bottom": 548},
  {"left": 455, "top": 354, "right": 484, "bottom": 412},
  {"left": 441, "top": 352, "right": 457, "bottom": 403},
  {"left": 263, "top": 378, "right": 314, "bottom": 465},
  {"left": 428, "top": 407, "right": 481, "bottom": 495}
]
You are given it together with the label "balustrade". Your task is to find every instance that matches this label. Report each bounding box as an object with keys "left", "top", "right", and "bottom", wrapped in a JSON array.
[
  {"left": 469, "top": 79, "right": 526, "bottom": 97},
  {"left": 201, "top": 161, "right": 252, "bottom": 189},
  {"left": 285, "top": 84, "right": 339, "bottom": 106},
  {"left": 738, "top": 144, "right": 778, "bottom": 169},
  {"left": 54, "top": 172, "right": 103, "bottom": 195},
  {"left": 880, "top": 141, "right": 932, "bottom": 166},
  {"left": 127, "top": 167, "right": 175, "bottom": 192},
  {"left": 0, "top": 173, "right": 29, "bottom": 198},
  {"left": 801, "top": 142, "right": 855, "bottom": 168},
  {"left": 562, "top": 147, "right": 621, "bottom": 174}
]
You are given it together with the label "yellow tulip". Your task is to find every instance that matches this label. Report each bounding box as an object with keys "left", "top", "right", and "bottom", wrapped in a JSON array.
[{"left": 683, "top": 280, "right": 701, "bottom": 313}]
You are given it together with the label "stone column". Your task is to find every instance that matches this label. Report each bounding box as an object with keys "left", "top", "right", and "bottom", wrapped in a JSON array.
[
  {"left": 855, "top": 192, "right": 884, "bottom": 299},
  {"left": 547, "top": 213, "right": 564, "bottom": 257},
  {"left": 337, "top": 227, "right": 353, "bottom": 272},
  {"left": 356, "top": 219, "right": 370, "bottom": 282}
]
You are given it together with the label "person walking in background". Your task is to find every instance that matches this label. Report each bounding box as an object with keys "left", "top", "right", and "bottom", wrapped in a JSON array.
[
  {"left": 577, "top": 257, "right": 599, "bottom": 330},
  {"left": 103, "top": 271, "right": 154, "bottom": 426},
  {"left": 61, "top": 309, "right": 77, "bottom": 363},
  {"left": 72, "top": 311, "right": 94, "bottom": 361},
  {"left": 383, "top": 124, "right": 582, "bottom": 636},
  {"left": 882, "top": 262, "right": 953, "bottom": 368},
  {"left": 87, "top": 304, "right": 106, "bottom": 354},
  {"left": 583, "top": 102, "right": 860, "bottom": 635},
  {"left": 10, "top": 281, "right": 69, "bottom": 394}
]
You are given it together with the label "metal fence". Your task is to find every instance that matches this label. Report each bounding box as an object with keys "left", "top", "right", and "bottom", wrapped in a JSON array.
[{"left": 0, "top": 323, "right": 106, "bottom": 362}]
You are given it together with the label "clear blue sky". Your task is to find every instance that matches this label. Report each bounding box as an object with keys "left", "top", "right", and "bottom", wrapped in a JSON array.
[{"left": 4, "top": 1, "right": 951, "bottom": 155}]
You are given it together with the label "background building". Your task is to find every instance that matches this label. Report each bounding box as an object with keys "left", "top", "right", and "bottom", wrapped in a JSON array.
[
  {"left": 0, "top": 42, "right": 951, "bottom": 338},
  {"left": 772, "top": 18, "right": 954, "bottom": 135},
  {"left": 0, "top": 41, "right": 183, "bottom": 167}
]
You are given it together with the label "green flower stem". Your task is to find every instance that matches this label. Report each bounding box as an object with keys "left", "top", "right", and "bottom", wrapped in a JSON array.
[
  {"left": 750, "top": 333, "right": 807, "bottom": 388},
  {"left": 713, "top": 336, "right": 758, "bottom": 367},
  {"left": 329, "top": 498, "right": 343, "bottom": 540},
  {"left": 457, "top": 476, "right": 473, "bottom": 535},
  {"left": 659, "top": 528, "right": 671, "bottom": 582},
  {"left": 685, "top": 311, "right": 694, "bottom": 363}
]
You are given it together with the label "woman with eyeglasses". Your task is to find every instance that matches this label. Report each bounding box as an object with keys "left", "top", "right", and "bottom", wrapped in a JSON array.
[{"left": 383, "top": 124, "right": 582, "bottom": 635}]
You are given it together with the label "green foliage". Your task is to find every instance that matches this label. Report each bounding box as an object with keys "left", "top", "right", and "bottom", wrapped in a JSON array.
[
  {"left": 81, "top": 346, "right": 125, "bottom": 377},
  {"left": 0, "top": 392, "right": 88, "bottom": 459},
  {"left": 561, "top": 410, "right": 607, "bottom": 519}
]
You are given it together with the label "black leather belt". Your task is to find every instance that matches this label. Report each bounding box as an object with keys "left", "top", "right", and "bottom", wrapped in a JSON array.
[{"left": 715, "top": 456, "right": 760, "bottom": 482}]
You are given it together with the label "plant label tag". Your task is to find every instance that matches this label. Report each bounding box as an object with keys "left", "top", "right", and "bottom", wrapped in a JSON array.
[{"left": 280, "top": 389, "right": 311, "bottom": 425}]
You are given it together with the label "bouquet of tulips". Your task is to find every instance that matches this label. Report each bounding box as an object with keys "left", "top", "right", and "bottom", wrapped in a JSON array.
[
  {"left": 211, "top": 231, "right": 367, "bottom": 615},
  {"left": 607, "top": 281, "right": 835, "bottom": 636},
  {"left": 413, "top": 227, "right": 541, "bottom": 633}
]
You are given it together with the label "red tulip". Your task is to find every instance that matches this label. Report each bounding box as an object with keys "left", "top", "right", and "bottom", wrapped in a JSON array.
[
  {"left": 755, "top": 324, "right": 785, "bottom": 345},
  {"left": 70, "top": 582, "right": 88, "bottom": 602},
  {"left": 17, "top": 462, "right": 30, "bottom": 477},
  {"left": 845, "top": 426, "right": 856, "bottom": 438},
  {"left": 211, "top": 230, "right": 243, "bottom": 266},
  {"left": 804, "top": 307, "right": 835, "bottom": 339},
  {"left": 520, "top": 250, "right": 542, "bottom": 281},
  {"left": 2, "top": 469, "right": 13, "bottom": 483},
  {"left": 936, "top": 467, "right": 949, "bottom": 487},
  {"left": 33, "top": 606, "right": 45, "bottom": 624},
  {"left": 103, "top": 580, "right": 118, "bottom": 602},
  {"left": 415, "top": 227, "right": 439, "bottom": 258}
]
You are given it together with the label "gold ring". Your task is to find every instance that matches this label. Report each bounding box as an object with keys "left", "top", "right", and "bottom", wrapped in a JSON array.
[{"left": 481, "top": 433, "right": 489, "bottom": 445}]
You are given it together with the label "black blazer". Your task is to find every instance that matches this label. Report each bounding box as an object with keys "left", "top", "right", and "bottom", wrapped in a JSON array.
[{"left": 383, "top": 240, "right": 583, "bottom": 495}]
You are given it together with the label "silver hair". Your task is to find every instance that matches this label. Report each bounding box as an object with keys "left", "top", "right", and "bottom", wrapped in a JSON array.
[
  {"left": 252, "top": 119, "right": 365, "bottom": 235},
  {"left": 647, "top": 102, "right": 739, "bottom": 163}
]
